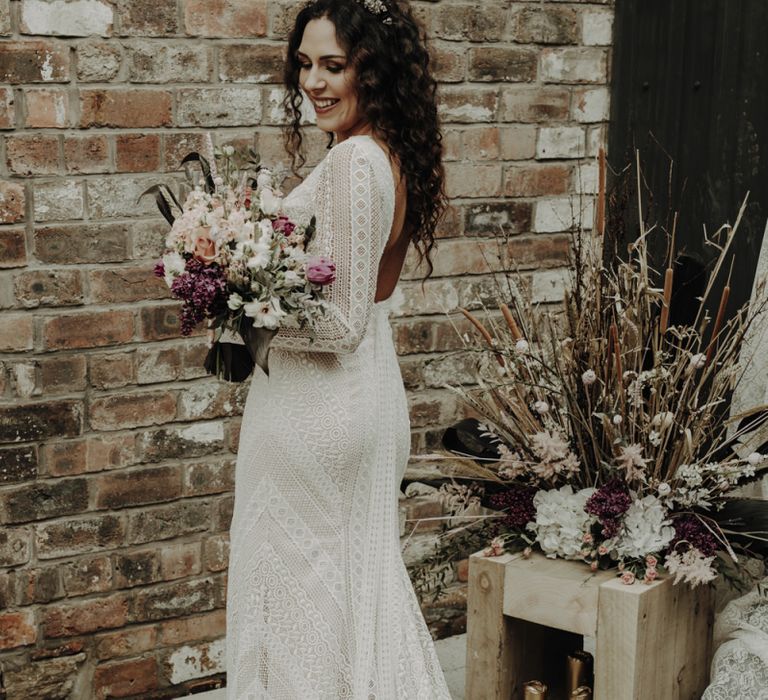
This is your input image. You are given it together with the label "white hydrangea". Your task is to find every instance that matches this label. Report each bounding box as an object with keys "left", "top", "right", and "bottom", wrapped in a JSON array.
[
  {"left": 614, "top": 494, "right": 675, "bottom": 559},
  {"left": 528, "top": 485, "right": 595, "bottom": 560}
]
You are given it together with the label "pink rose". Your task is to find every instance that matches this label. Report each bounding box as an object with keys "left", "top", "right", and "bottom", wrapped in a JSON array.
[
  {"left": 620, "top": 571, "right": 636, "bottom": 585},
  {"left": 306, "top": 256, "right": 336, "bottom": 285},
  {"left": 192, "top": 226, "right": 217, "bottom": 264},
  {"left": 645, "top": 554, "right": 658, "bottom": 568},
  {"left": 272, "top": 215, "right": 295, "bottom": 236},
  {"left": 644, "top": 567, "right": 658, "bottom": 583}
]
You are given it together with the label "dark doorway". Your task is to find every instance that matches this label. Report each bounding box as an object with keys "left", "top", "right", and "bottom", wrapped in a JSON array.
[{"left": 608, "top": 0, "right": 768, "bottom": 320}]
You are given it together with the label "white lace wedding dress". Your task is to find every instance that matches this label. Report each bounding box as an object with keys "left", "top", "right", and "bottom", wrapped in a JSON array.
[{"left": 226, "top": 135, "right": 452, "bottom": 699}]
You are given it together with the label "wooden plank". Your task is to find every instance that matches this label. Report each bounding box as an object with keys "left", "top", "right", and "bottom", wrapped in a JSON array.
[{"left": 502, "top": 554, "right": 614, "bottom": 636}]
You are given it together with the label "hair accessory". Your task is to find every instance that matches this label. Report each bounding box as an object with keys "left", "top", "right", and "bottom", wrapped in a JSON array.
[{"left": 357, "top": 0, "right": 393, "bottom": 24}]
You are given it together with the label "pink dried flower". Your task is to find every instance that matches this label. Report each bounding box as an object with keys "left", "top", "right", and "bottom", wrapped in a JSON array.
[
  {"left": 583, "top": 533, "right": 593, "bottom": 544},
  {"left": 482, "top": 536, "right": 506, "bottom": 557},
  {"left": 644, "top": 567, "right": 658, "bottom": 583},
  {"left": 590, "top": 560, "right": 599, "bottom": 572},
  {"left": 598, "top": 544, "right": 609, "bottom": 556},
  {"left": 522, "top": 546, "right": 533, "bottom": 559},
  {"left": 645, "top": 554, "right": 658, "bottom": 568},
  {"left": 620, "top": 570, "right": 636, "bottom": 585}
]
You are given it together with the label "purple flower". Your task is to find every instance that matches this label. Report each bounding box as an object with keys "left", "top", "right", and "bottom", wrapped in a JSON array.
[
  {"left": 272, "top": 215, "right": 295, "bottom": 236},
  {"left": 169, "top": 258, "right": 228, "bottom": 335},
  {"left": 153, "top": 260, "right": 165, "bottom": 278},
  {"left": 489, "top": 485, "right": 536, "bottom": 530},
  {"left": 585, "top": 479, "right": 632, "bottom": 538},
  {"left": 669, "top": 514, "right": 719, "bottom": 557},
  {"left": 305, "top": 256, "right": 336, "bottom": 286}
]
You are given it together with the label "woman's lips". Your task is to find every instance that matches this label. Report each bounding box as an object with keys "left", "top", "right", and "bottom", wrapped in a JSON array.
[{"left": 313, "top": 99, "right": 339, "bottom": 115}]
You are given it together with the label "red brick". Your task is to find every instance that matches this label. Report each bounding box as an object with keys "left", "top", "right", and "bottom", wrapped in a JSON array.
[
  {"left": 136, "top": 345, "right": 181, "bottom": 384},
  {"left": 115, "top": 133, "right": 160, "bottom": 172},
  {"left": 0, "top": 228, "right": 26, "bottom": 268},
  {"left": 504, "top": 163, "right": 572, "bottom": 197},
  {"left": 94, "top": 464, "right": 182, "bottom": 509},
  {"left": 445, "top": 163, "right": 502, "bottom": 198},
  {"left": 34, "top": 223, "right": 129, "bottom": 264},
  {"left": 63, "top": 134, "right": 110, "bottom": 174},
  {"left": 433, "top": 3, "right": 506, "bottom": 42},
  {"left": 0, "top": 181, "right": 25, "bottom": 223},
  {"left": 36, "top": 514, "right": 125, "bottom": 559},
  {"left": 96, "top": 625, "right": 158, "bottom": 660},
  {"left": 24, "top": 88, "right": 70, "bottom": 128},
  {"left": 160, "top": 541, "right": 201, "bottom": 580},
  {"left": 0, "top": 315, "right": 34, "bottom": 352},
  {"left": 184, "top": 460, "right": 234, "bottom": 497},
  {"left": 61, "top": 555, "right": 113, "bottom": 596},
  {"left": 89, "top": 351, "right": 136, "bottom": 390},
  {"left": 508, "top": 6, "right": 579, "bottom": 45},
  {"left": 158, "top": 609, "right": 226, "bottom": 645},
  {"left": 0, "top": 445, "right": 38, "bottom": 484},
  {"left": 0, "top": 527, "right": 32, "bottom": 566},
  {"left": 130, "top": 578, "right": 216, "bottom": 623},
  {"left": 0, "top": 610, "right": 36, "bottom": 650},
  {"left": 77, "top": 40, "right": 122, "bottom": 82},
  {"left": 463, "top": 201, "right": 533, "bottom": 236},
  {"left": 468, "top": 47, "right": 537, "bottom": 82},
  {"left": 500, "top": 124, "right": 537, "bottom": 160},
  {"left": 429, "top": 44, "right": 466, "bottom": 83},
  {"left": 14, "top": 268, "right": 83, "bottom": 307},
  {"left": 42, "top": 595, "right": 128, "bottom": 638},
  {"left": 0, "top": 41, "right": 70, "bottom": 83},
  {"left": 127, "top": 501, "right": 210, "bottom": 545},
  {"left": 29, "top": 640, "right": 85, "bottom": 661},
  {"left": 89, "top": 265, "right": 168, "bottom": 303},
  {"left": 0, "top": 477, "right": 89, "bottom": 524},
  {"left": 163, "top": 132, "right": 210, "bottom": 171},
  {"left": 203, "top": 535, "right": 229, "bottom": 573},
  {"left": 44, "top": 440, "right": 87, "bottom": 477},
  {"left": 15, "top": 566, "right": 64, "bottom": 605},
  {"left": 87, "top": 434, "right": 136, "bottom": 472},
  {"left": 183, "top": 0, "right": 267, "bottom": 37},
  {"left": 113, "top": 549, "right": 161, "bottom": 588},
  {"left": 438, "top": 86, "right": 499, "bottom": 124},
  {"left": 89, "top": 391, "right": 176, "bottom": 431},
  {"left": 0, "top": 86, "right": 14, "bottom": 128},
  {"left": 219, "top": 43, "right": 283, "bottom": 82},
  {"left": 39, "top": 355, "right": 88, "bottom": 394},
  {"left": 43, "top": 310, "right": 134, "bottom": 350},
  {"left": 461, "top": 127, "right": 500, "bottom": 161},
  {"left": 5, "top": 133, "right": 60, "bottom": 176},
  {"left": 138, "top": 303, "right": 185, "bottom": 340},
  {"left": 116, "top": 0, "right": 177, "bottom": 35},
  {"left": 93, "top": 657, "right": 159, "bottom": 699},
  {"left": 501, "top": 85, "right": 571, "bottom": 122},
  {"left": 79, "top": 89, "right": 172, "bottom": 128}
]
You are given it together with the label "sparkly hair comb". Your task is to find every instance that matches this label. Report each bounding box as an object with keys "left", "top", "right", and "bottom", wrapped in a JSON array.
[{"left": 357, "top": 0, "right": 393, "bottom": 24}]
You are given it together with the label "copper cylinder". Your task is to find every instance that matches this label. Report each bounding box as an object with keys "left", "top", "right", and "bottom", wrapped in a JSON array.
[
  {"left": 566, "top": 650, "right": 594, "bottom": 694},
  {"left": 570, "top": 686, "right": 592, "bottom": 700},
  {"left": 523, "top": 680, "right": 548, "bottom": 699}
]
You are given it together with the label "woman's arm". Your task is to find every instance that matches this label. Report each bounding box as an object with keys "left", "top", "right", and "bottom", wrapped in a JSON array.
[{"left": 270, "top": 139, "right": 386, "bottom": 354}]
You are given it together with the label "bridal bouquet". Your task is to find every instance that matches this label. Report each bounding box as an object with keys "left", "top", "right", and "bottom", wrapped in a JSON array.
[
  {"left": 143, "top": 143, "right": 334, "bottom": 379},
  {"left": 411, "top": 150, "right": 768, "bottom": 596}
]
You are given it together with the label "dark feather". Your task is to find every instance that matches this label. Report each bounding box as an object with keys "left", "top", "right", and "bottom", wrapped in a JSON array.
[
  {"left": 442, "top": 418, "right": 502, "bottom": 462},
  {"left": 137, "top": 184, "right": 181, "bottom": 225},
  {"left": 180, "top": 152, "right": 216, "bottom": 194},
  {"left": 711, "top": 497, "right": 768, "bottom": 557}
]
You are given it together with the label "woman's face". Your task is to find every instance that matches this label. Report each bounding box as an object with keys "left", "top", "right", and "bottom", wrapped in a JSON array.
[{"left": 297, "top": 17, "right": 370, "bottom": 142}]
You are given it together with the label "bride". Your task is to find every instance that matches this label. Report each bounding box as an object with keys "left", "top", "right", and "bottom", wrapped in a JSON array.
[{"left": 225, "top": 0, "right": 452, "bottom": 697}]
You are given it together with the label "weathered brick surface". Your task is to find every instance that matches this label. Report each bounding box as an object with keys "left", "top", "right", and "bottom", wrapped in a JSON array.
[{"left": 0, "top": 0, "right": 613, "bottom": 692}]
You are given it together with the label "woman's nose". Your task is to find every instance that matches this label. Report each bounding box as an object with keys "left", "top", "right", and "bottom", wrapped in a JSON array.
[{"left": 303, "top": 66, "right": 325, "bottom": 91}]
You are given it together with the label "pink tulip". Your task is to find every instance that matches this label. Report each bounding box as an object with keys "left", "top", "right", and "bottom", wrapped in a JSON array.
[{"left": 306, "top": 256, "right": 336, "bottom": 285}]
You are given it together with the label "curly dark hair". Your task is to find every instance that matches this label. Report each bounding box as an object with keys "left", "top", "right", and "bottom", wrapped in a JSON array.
[{"left": 282, "top": 0, "right": 446, "bottom": 279}]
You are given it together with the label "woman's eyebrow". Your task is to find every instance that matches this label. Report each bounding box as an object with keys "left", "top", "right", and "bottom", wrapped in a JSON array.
[{"left": 296, "top": 51, "right": 346, "bottom": 60}]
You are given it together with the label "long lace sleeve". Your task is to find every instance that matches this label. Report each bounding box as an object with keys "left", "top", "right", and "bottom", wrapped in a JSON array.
[{"left": 270, "top": 139, "right": 386, "bottom": 354}]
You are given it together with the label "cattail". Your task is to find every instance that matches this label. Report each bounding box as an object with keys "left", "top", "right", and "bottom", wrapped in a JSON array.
[
  {"left": 660, "top": 266, "right": 673, "bottom": 334},
  {"left": 500, "top": 303, "right": 522, "bottom": 340},
  {"left": 459, "top": 307, "right": 505, "bottom": 366},
  {"left": 706, "top": 281, "right": 730, "bottom": 364},
  {"left": 596, "top": 147, "right": 606, "bottom": 237}
]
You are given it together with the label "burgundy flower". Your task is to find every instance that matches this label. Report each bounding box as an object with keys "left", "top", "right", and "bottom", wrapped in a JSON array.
[
  {"left": 272, "top": 215, "right": 295, "bottom": 236},
  {"left": 153, "top": 260, "right": 165, "bottom": 278},
  {"left": 169, "top": 258, "right": 228, "bottom": 335},
  {"left": 489, "top": 485, "right": 536, "bottom": 530},
  {"left": 669, "top": 514, "right": 719, "bottom": 557},
  {"left": 585, "top": 479, "right": 632, "bottom": 538}
]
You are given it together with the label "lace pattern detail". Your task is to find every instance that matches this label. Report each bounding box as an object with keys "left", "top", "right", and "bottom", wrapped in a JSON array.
[{"left": 226, "top": 136, "right": 451, "bottom": 699}]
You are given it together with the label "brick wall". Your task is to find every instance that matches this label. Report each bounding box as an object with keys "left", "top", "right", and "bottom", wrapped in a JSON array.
[{"left": 0, "top": 0, "right": 612, "bottom": 696}]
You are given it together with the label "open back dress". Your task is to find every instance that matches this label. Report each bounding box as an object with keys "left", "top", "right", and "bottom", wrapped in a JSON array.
[{"left": 226, "top": 135, "right": 452, "bottom": 699}]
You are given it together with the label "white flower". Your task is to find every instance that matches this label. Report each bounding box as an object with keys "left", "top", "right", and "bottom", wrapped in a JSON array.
[
  {"left": 282, "top": 270, "right": 304, "bottom": 288},
  {"left": 256, "top": 169, "right": 272, "bottom": 189},
  {"left": 612, "top": 414, "right": 623, "bottom": 425},
  {"left": 259, "top": 187, "right": 281, "bottom": 216},
  {"left": 747, "top": 452, "right": 764, "bottom": 466},
  {"left": 534, "top": 400, "right": 550, "bottom": 414},
  {"left": 247, "top": 247, "right": 271, "bottom": 271},
  {"left": 227, "top": 292, "right": 244, "bottom": 311},
  {"left": 582, "top": 369, "right": 597, "bottom": 385},
  {"left": 689, "top": 353, "right": 707, "bottom": 370},
  {"left": 652, "top": 412, "right": 675, "bottom": 429},
  {"left": 161, "top": 251, "right": 186, "bottom": 286},
  {"left": 514, "top": 339, "right": 529, "bottom": 354},
  {"left": 222, "top": 145, "right": 235, "bottom": 156},
  {"left": 243, "top": 297, "right": 286, "bottom": 329},
  {"left": 657, "top": 482, "right": 671, "bottom": 497},
  {"left": 664, "top": 548, "right": 717, "bottom": 587},
  {"left": 213, "top": 175, "right": 224, "bottom": 188},
  {"left": 528, "top": 485, "right": 596, "bottom": 560},
  {"left": 649, "top": 430, "right": 661, "bottom": 447},
  {"left": 614, "top": 494, "right": 674, "bottom": 559}
]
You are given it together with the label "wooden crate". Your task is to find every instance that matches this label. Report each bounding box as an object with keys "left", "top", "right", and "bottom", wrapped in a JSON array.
[{"left": 465, "top": 551, "right": 714, "bottom": 700}]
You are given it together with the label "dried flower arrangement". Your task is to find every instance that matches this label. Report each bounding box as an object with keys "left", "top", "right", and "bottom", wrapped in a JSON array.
[{"left": 410, "top": 150, "right": 768, "bottom": 598}]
